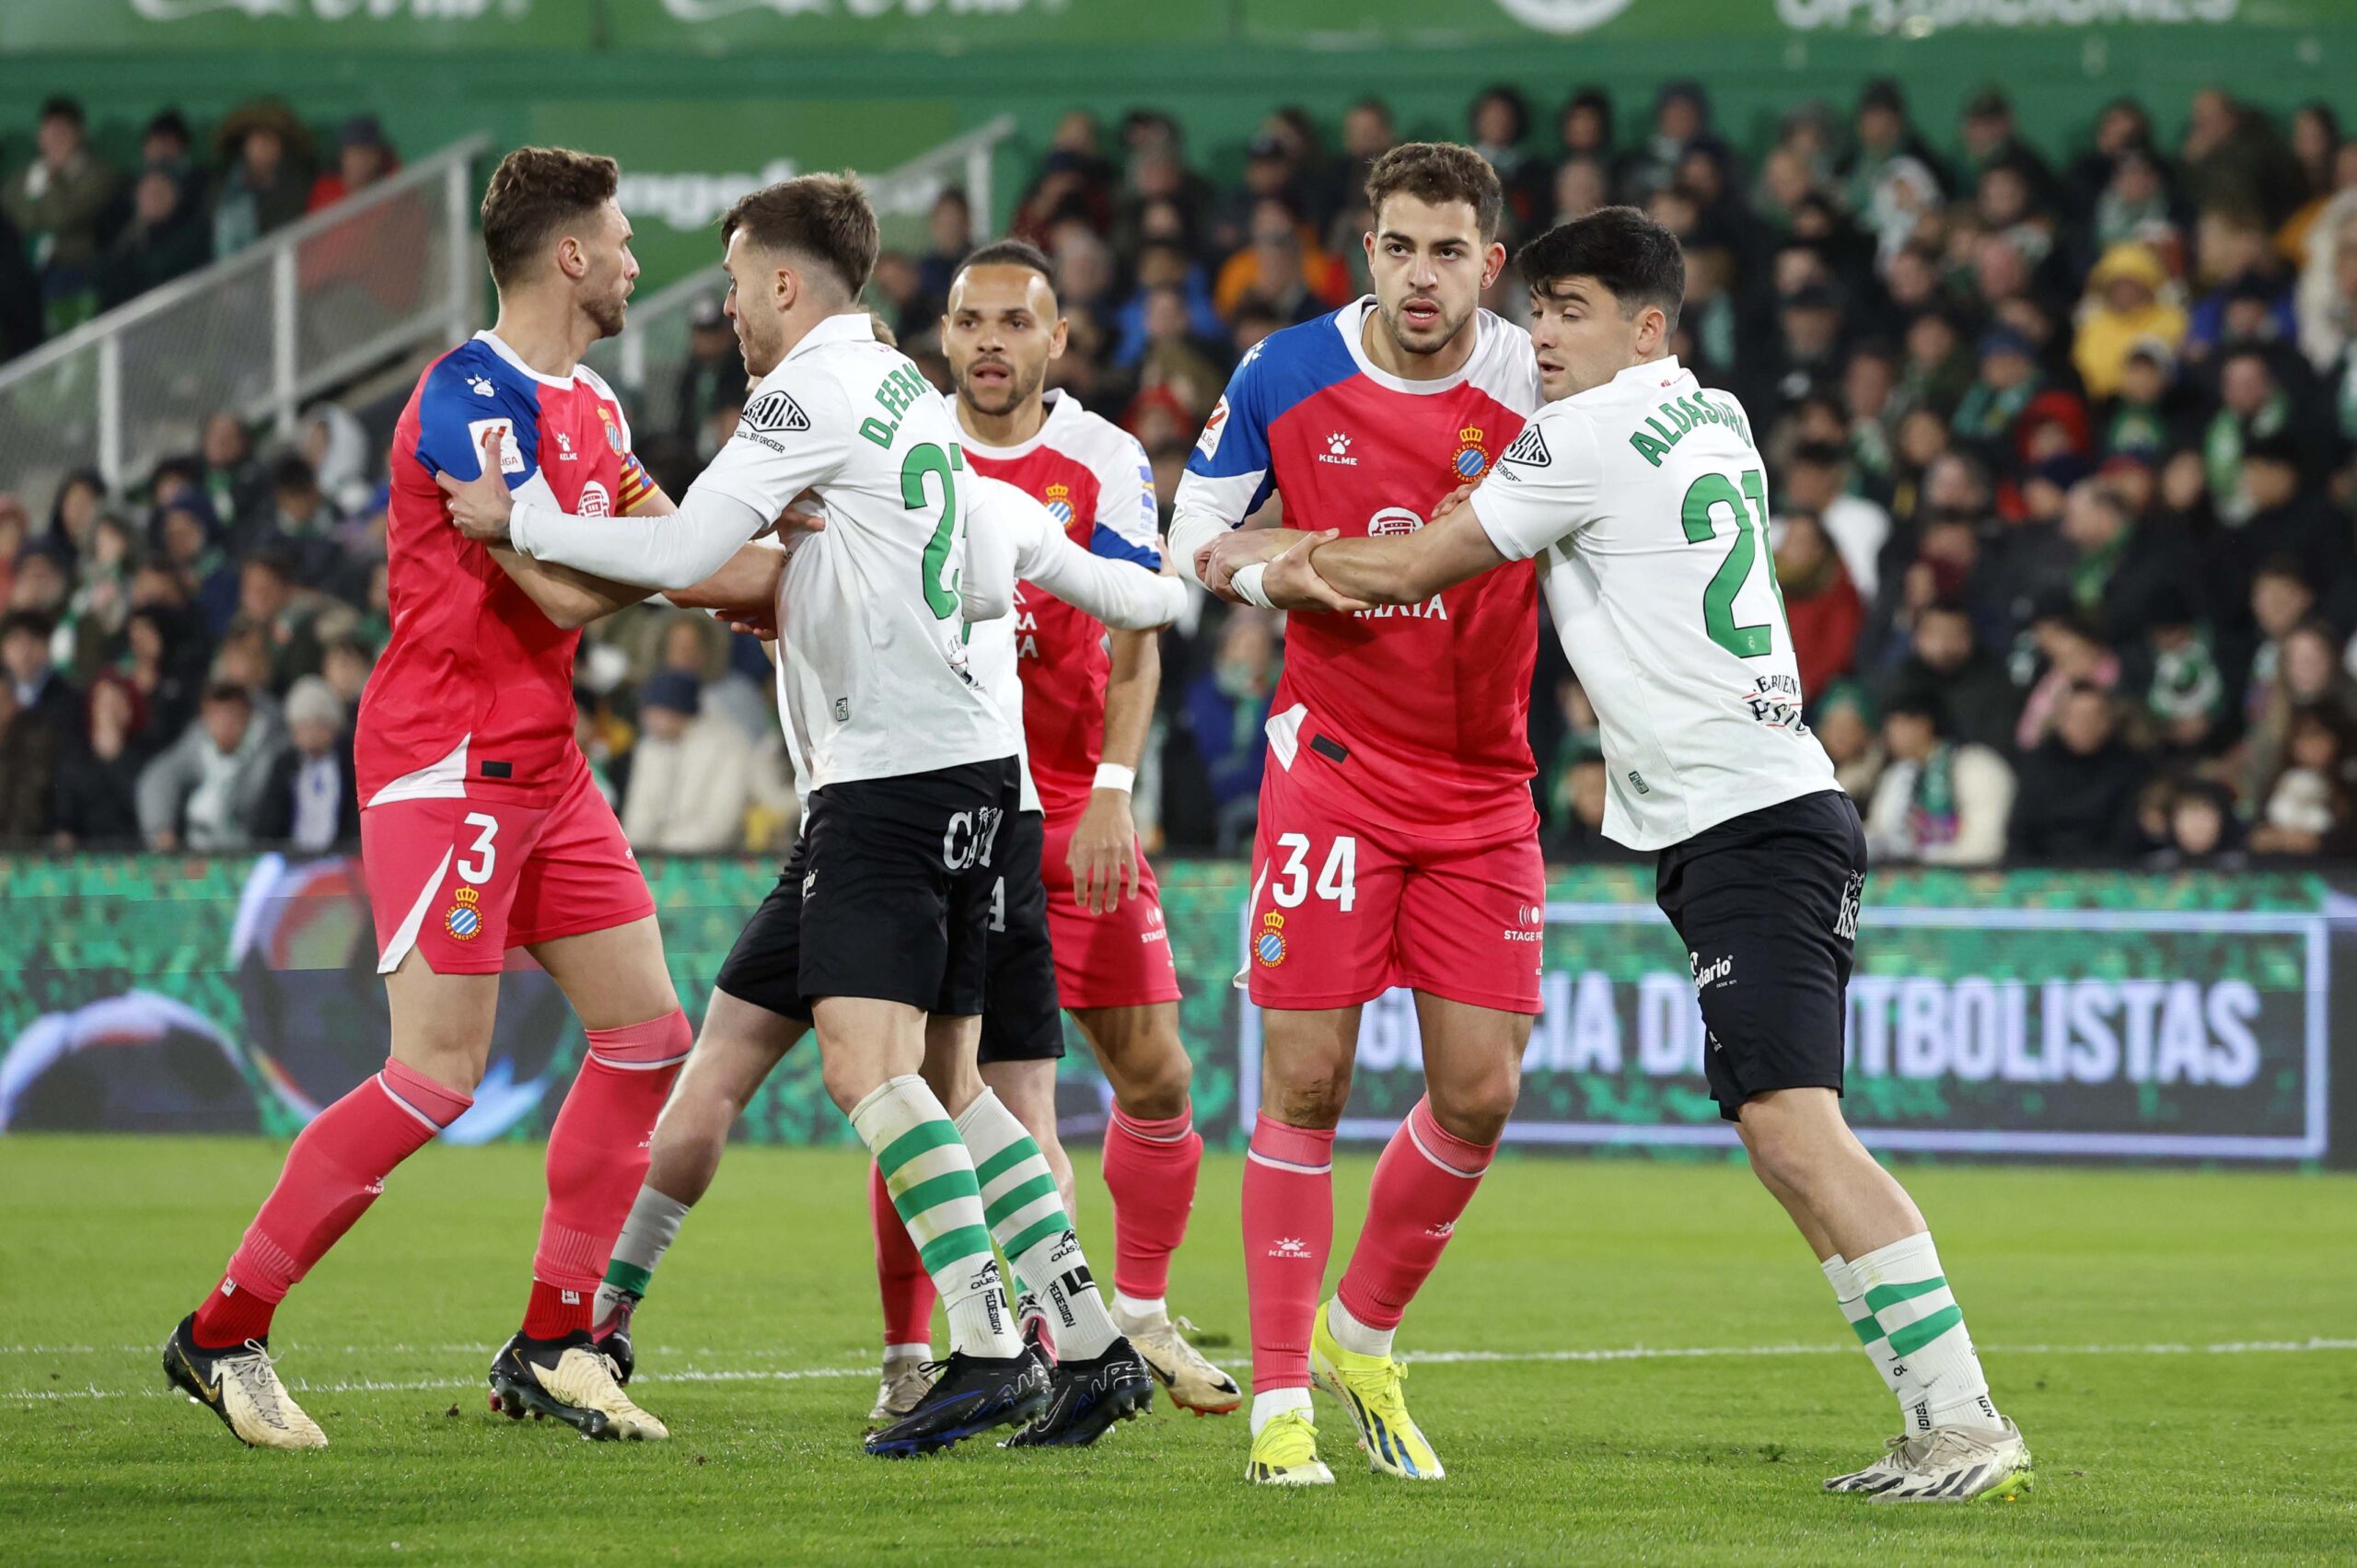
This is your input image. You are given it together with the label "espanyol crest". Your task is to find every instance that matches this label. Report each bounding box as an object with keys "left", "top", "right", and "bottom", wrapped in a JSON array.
[{"left": 1043, "top": 482, "right": 1075, "bottom": 526}]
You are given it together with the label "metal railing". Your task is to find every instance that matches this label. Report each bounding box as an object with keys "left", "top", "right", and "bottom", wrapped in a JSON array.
[
  {"left": 585, "top": 116, "right": 1016, "bottom": 442},
  {"left": 0, "top": 135, "right": 489, "bottom": 510}
]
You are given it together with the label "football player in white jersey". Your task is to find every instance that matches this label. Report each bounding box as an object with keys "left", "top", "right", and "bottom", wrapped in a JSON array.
[
  {"left": 439, "top": 175, "right": 1149, "bottom": 1457},
  {"left": 1237, "top": 207, "right": 2031, "bottom": 1504}
]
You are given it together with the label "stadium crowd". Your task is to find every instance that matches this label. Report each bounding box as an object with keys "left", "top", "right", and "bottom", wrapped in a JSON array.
[{"left": 4, "top": 80, "right": 2357, "bottom": 865}]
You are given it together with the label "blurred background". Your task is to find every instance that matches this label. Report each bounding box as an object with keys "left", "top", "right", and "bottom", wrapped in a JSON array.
[{"left": 0, "top": 1, "right": 2351, "bottom": 1167}]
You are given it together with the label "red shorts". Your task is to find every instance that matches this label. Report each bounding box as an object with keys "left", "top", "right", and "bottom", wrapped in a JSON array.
[
  {"left": 1038, "top": 812, "right": 1182, "bottom": 1011},
  {"left": 1245, "top": 758, "right": 1544, "bottom": 1014},
  {"left": 360, "top": 766, "right": 655, "bottom": 977}
]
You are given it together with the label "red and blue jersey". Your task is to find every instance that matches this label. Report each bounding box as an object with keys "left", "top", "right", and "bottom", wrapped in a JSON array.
[
  {"left": 357, "top": 331, "right": 656, "bottom": 809},
  {"left": 958, "top": 389, "right": 1162, "bottom": 819},
  {"left": 1178, "top": 298, "right": 1546, "bottom": 840}
]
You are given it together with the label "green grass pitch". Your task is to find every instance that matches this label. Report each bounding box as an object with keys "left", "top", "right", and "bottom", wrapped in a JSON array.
[{"left": 3, "top": 1135, "right": 2352, "bottom": 1564}]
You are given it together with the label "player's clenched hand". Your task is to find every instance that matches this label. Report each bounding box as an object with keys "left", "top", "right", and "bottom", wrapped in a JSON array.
[
  {"left": 1196, "top": 528, "right": 1290, "bottom": 603},
  {"left": 1260, "top": 529, "right": 1370, "bottom": 613},
  {"left": 1068, "top": 790, "right": 1141, "bottom": 915},
  {"left": 436, "top": 425, "right": 517, "bottom": 544}
]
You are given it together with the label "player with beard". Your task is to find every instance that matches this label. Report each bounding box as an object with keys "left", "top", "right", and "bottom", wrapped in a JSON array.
[
  {"left": 163, "top": 147, "right": 781, "bottom": 1449},
  {"left": 929, "top": 238, "right": 1240, "bottom": 1415},
  {"left": 1175, "top": 144, "right": 1545, "bottom": 1485}
]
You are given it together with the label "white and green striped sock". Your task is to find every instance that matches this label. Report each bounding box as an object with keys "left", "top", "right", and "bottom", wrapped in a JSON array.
[
  {"left": 955, "top": 1089, "right": 1119, "bottom": 1361},
  {"left": 1850, "top": 1232, "right": 2003, "bottom": 1433},
  {"left": 1821, "top": 1253, "right": 1903, "bottom": 1399},
  {"left": 853, "top": 1075, "right": 1020, "bottom": 1359},
  {"left": 596, "top": 1185, "right": 691, "bottom": 1321}
]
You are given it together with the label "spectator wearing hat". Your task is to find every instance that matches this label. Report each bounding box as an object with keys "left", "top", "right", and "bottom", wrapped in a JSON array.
[
  {"left": 210, "top": 99, "right": 316, "bottom": 259},
  {"left": 95, "top": 151, "right": 211, "bottom": 311},
  {"left": 1960, "top": 87, "right": 2058, "bottom": 207},
  {"left": 307, "top": 115, "right": 396, "bottom": 213},
  {"left": 2100, "top": 337, "right": 2188, "bottom": 459},
  {"left": 620, "top": 670, "right": 755, "bottom": 854},
  {"left": 2073, "top": 242, "right": 2189, "bottom": 399},
  {"left": 52, "top": 673, "right": 152, "bottom": 846},
  {"left": 1866, "top": 692, "right": 2015, "bottom": 866},
  {"left": 1952, "top": 324, "right": 2047, "bottom": 458},
  {"left": 3, "top": 97, "right": 120, "bottom": 331},
  {"left": 2009, "top": 681, "right": 2151, "bottom": 860},
  {"left": 1841, "top": 79, "right": 1946, "bottom": 217},
  {"left": 1811, "top": 679, "right": 1886, "bottom": 801},
  {"left": 136, "top": 680, "right": 284, "bottom": 852},
  {"left": 249, "top": 674, "right": 356, "bottom": 853}
]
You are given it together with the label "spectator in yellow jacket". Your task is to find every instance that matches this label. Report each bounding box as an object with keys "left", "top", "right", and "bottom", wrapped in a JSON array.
[{"left": 2073, "top": 240, "right": 2189, "bottom": 399}]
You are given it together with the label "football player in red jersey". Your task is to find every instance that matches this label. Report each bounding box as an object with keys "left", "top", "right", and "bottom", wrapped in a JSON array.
[
  {"left": 1173, "top": 145, "right": 1547, "bottom": 1484},
  {"left": 919, "top": 241, "right": 1237, "bottom": 1412},
  {"left": 163, "top": 147, "right": 779, "bottom": 1450}
]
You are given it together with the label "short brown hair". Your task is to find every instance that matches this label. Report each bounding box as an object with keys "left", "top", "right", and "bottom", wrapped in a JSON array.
[
  {"left": 480, "top": 146, "right": 620, "bottom": 289},
  {"left": 1364, "top": 142, "right": 1504, "bottom": 242},
  {"left": 722, "top": 173, "right": 878, "bottom": 300}
]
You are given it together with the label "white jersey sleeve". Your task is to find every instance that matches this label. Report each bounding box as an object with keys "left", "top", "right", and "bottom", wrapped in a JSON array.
[
  {"left": 1014, "top": 512, "right": 1186, "bottom": 632},
  {"left": 959, "top": 477, "right": 1020, "bottom": 624},
  {"left": 691, "top": 374, "right": 856, "bottom": 521},
  {"left": 1465, "top": 404, "right": 1608, "bottom": 561}
]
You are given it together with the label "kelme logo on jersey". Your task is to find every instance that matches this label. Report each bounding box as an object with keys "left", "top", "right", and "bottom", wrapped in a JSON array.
[
  {"left": 1320, "top": 432, "right": 1357, "bottom": 467},
  {"left": 1451, "top": 426, "right": 1492, "bottom": 480},
  {"left": 1501, "top": 425, "right": 1551, "bottom": 468},
  {"left": 1043, "top": 482, "right": 1074, "bottom": 525},
  {"left": 741, "top": 391, "right": 811, "bottom": 436},
  {"left": 444, "top": 886, "right": 482, "bottom": 942}
]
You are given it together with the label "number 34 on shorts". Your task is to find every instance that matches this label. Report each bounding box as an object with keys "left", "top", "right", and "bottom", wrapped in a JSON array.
[{"left": 1242, "top": 818, "right": 1547, "bottom": 1015}]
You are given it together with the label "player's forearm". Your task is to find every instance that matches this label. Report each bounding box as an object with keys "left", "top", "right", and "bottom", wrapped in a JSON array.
[
  {"left": 490, "top": 547, "right": 648, "bottom": 630},
  {"left": 1028, "top": 535, "right": 1187, "bottom": 631},
  {"left": 1099, "top": 630, "right": 1159, "bottom": 772},
  {"left": 1299, "top": 536, "right": 1434, "bottom": 606},
  {"left": 509, "top": 486, "right": 764, "bottom": 592},
  {"left": 666, "top": 544, "right": 782, "bottom": 615}
]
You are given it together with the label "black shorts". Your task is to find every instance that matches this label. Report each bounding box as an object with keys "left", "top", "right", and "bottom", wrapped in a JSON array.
[
  {"left": 1654, "top": 789, "right": 1866, "bottom": 1123},
  {"left": 978, "top": 808, "right": 1064, "bottom": 1064},
  {"left": 714, "top": 758, "right": 1019, "bottom": 1022}
]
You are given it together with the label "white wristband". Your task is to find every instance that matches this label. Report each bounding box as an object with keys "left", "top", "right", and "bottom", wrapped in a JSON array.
[
  {"left": 1093, "top": 763, "right": 1136, "bottom": 795},
  {"left": 1231, "top": 561, "right": 1275, "bottom": 609},
  {"left": 505, "top": 498, "right": 540, "bottom": 558}
]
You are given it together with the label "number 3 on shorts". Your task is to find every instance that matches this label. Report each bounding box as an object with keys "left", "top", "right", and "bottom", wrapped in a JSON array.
[
  {"left": 1271, "top": 831, "right": 1356, "bottom": 912},
  {"left": 457, "top": 812, "right": 498, "bottom": 886}
]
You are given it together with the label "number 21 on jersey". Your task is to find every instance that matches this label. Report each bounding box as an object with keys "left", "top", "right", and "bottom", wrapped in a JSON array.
[{"left": 1679, "top": 467, "right": 1787, "bottom": 659}]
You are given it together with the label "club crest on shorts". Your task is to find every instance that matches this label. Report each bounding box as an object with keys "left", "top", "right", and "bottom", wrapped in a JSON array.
[
  {"left": 1450, "top": 425, "right": 1492, "bottom": 480},
  {"left": 444, "top": 885, "right": 483, "bottom": 941},
  {"left": 1255, "top": 911, "right": 1287, "bottom": 967}
]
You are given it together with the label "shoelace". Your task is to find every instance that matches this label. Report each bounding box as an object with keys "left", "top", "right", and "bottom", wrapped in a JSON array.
[{"left": 226, "top": 1340, "right": 291, "bottom": 1426}]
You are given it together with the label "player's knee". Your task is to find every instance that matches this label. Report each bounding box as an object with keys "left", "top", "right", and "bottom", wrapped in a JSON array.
[
  {"left": 1264, "top": 1064, "right": 1353, "bottom": 1128},
  {"left": 1112, "top": 1047, "right": 1193, "bottom": 1121},
  {"left": 1427, "top": 1068, "right": 1519, "bottom": 1146},
  {"left": 1736, "top": 1094, "right": 1829, "bottom": 1194}
]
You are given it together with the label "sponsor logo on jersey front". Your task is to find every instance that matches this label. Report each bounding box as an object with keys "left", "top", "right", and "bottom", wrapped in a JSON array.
[
  {"left": 741, "top": 390, "right": 811, "bottom": 436},
  {"left": 577, "top": 481, "right": 611, "bottom": 518},
  {"left": 1451, "top": 425, "right": 1492, "bottom": 480},
  {"left": 444, "top": 885, "right": 482, "bottom": 941},
  {"left": 1368, "top": 506, "right": 1423, "bottom": 537}
]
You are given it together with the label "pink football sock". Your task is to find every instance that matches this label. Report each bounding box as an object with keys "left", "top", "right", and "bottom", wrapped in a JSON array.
[
  {"left": 1241, "top": 1113, "right": 1335, "bottom": 1393},
  {"left": 193, "top": 1059, "right": 471, "bottom": 1349},
  {"left": 1102, "top": 1100, "right": 1203, "bottom": 1303},
  {"left": 1336, "top": 1097, "right": 1497, "bottom": 1332},
  {"left": 870, "top": 1159, "right": 938, "bottom": 1350},
  {"left": 526, "top": 1010, "right": 691, "bottom": 1338}
]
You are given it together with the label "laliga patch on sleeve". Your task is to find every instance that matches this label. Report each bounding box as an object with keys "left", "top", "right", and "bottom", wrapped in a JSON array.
[
  {"left": 742, "top": 391, "right": 811, "bottom": 436},
  {"left": 1195, "top": 397, "right": 1228, "bottom": 459},
  {"left": 1501, "top": 424, "right": 1551, "bottom": 468},
  {"left": 465, "top": 418, "right": 528, "bottom": 475}
]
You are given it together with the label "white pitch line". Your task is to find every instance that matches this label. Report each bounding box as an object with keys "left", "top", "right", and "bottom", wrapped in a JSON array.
[{"left": 5, "top": 1337, "right": 2352, "bottom": 1404}]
